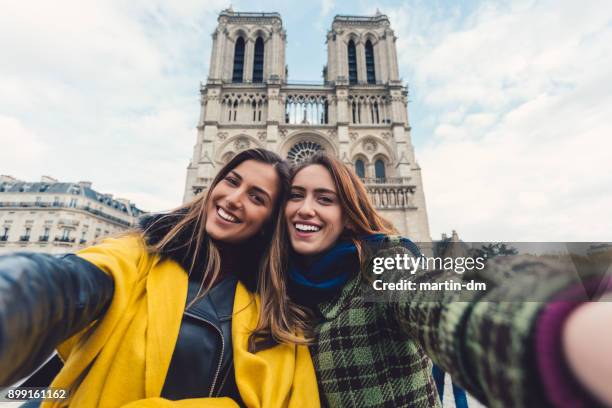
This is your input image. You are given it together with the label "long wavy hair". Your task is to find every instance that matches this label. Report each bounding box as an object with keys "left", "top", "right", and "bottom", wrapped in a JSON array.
[
  {"left": 265, "top": 152, "right": 397, "bottom": 336},
  {"left": 141, "top": 148, "right": 309, "bottom": 351}
]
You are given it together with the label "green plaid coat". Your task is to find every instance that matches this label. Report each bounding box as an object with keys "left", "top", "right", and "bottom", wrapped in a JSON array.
[{"left": 308, "top": 237, "right": 584, "bottom": 407}]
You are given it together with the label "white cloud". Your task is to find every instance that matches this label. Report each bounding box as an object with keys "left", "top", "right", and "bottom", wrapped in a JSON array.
[
  {"left": 0, "top": 0, "right": 226, "bottom": 212},
  {"left": 0, "top": 116, "right": 46, "bottom": 180},
  {"left": 385, "top": 0, "right": 612, "bottom": 241},
  {"left": 315, "top": 0, "right": 336, "bottom": 32}
]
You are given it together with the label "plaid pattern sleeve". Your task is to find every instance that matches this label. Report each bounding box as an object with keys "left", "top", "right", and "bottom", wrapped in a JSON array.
[{"left": 384, "top": 241, "right": 596, "bottom": 408}]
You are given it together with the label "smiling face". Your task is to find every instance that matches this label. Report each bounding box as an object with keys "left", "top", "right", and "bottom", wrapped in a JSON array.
[
  {"left": 285, "top": 164, "right": 345, "bottom": 256},
  {"left": 205, "top": 160, "right": 279, "bottom": 244}
]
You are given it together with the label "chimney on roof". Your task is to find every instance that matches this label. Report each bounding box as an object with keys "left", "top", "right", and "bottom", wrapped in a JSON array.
[
  {"left": 41, "top": 176, "right": 58, "bottom": 183},
  {"left": 78, "top": 181, "right": 92, "bottom": 189}
]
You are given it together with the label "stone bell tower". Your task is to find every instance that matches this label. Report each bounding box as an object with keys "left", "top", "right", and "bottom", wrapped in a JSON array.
[{"left": 184, "top": 9, "right": 432, "bottom": 242}]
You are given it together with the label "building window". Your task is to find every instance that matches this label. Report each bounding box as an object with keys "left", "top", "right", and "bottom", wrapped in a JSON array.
[
  {"left": 351, "top": 100, "right": 361, "bottom": 124},
  {"left": 20, "top": 227, "right": 31, "bottom": 242},
  {"left": 284, "top": 94, "right": 328, "bottom": 124},
  {"left": 355, "top": 159, "right": 365, "bottom": 178},
  {"left": 372, "top": 102, "right": 380, "bottom": 123},
  {"left": 61, "top": 228, "right": 70, "bottom": 240},
  {"left": 40, "top": 227, "right": 49, "bottom": 242},
  {"left": 252, "top": 37, "right": 264, "bottom": 83},
  {"left": 69, "top": 198, "right": 77, "bottom": 208},
  {"left": 365, "top": 40, "right": 376, "bottom": 84},
  {"left": 232, "top": 37, "right": 245, "bottom": 83},
  {"left": 375, "top": 159, "right": 386, "bottom": 179},
  {"left": 348, "top": 40, "right": 358, "bottom": 84},
  {"left": 286, "top": 141, "right": 323, "bottom": 164},
  {"left": 1, "top": 227, "right": 9, "bottom": 241}
]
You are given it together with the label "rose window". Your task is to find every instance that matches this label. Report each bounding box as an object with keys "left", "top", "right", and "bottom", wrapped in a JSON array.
[{"left": 286, "top": 141, "right": 324, "bottom": 164}]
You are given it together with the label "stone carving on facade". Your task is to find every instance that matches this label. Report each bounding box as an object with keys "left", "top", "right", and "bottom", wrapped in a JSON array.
[
  {"left": 201, "top": 151, "right": 213, "bottom": 163},
  {"left": 381, "top": 132, "right": 391, "bottom": 141},
  {"left": 287, "top": 140, "right": 324, "bottom": 164},
  {"left": 397, "top": 151, "right": 410, "bottom": 165},
  {"left": 217, "top": 132, "right": 228, "bottom": 140},
  {"left": 257, "top": 131, "right": 267, "bottom": 141},
  {"left": 268, "top": 90, "right": 280, "bottom": 101},
  {"left": 327, "top": 129, "right": 337, "bottom": 140},
  {"left": 363, "top": 139, "right": 378, "bottom": 153},
  {"left": 341, "top": 152, "right": 351, "bottom": 165},
  {"left": 279, "top": 129, "right": 288, "bottom": 139},
  {"left": 234, "top": 137, "right": 250, "bottom": 150},
  {"left": 349, "top": 132, "right": 359, "bottom": 142}
]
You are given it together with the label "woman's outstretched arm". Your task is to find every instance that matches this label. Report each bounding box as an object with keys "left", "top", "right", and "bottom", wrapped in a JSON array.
[
  {"left": 371, "top": 242, "right": 611, "bottom": 407},
  {"left": 0, "top": 253, "right": 114, "bottom": 385}
]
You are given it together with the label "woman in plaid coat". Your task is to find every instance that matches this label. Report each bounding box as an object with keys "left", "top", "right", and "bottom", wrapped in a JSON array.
[{"left": 268, "top": 152, "right": 612, "bottom": 407}]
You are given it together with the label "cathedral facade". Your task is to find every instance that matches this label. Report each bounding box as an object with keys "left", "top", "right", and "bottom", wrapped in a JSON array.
[{"left": 184, "top": 9, "right": 431, "bottom": 241}]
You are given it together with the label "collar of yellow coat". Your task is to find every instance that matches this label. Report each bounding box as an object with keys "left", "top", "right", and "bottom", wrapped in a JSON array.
[{"left": 44, "top": 235, "right": 319, "bottom": 408}]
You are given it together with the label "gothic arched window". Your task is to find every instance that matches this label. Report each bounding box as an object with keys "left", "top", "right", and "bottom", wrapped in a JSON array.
[
  {"left": 365, "top": 40, "right": 376, "bottom": 84},
  {"left": 375, "top": 159, "right": 386, "bottom": 180},
  {"left": 232, "top": 37, "right": 245, "bottom": 83},
  {"left": 287, "top": 141, "right": 323, "bottom": 164},
  {"left": 348, "top": 40, "right": 358, "bottom": 84},
  {"left": 355, "top": 159, "right": 365, "bottom": 178},
  {"left": 253, "top": 37, "right": 264, "bottom": 83}
]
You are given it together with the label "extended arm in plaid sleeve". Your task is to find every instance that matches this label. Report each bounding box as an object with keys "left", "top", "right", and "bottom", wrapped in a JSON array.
[{"left": 384, "top": 244, "right": 595, "bottom": 407}]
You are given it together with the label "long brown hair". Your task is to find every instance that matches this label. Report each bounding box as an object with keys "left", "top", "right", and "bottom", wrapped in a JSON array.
[
  {"left": 141, "top": 148, "right": 307, "bottom": 351},
  {"left": 266, "top": 153, "right": 397, "bottom": 325}
]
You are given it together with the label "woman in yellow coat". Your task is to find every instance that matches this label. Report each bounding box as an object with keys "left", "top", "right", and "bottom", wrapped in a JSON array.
[{"left": 0, "top": 149, "right": 319, "bottom": 407}]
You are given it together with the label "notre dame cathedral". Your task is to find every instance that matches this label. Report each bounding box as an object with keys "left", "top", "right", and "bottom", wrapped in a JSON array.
[{"left": 183, "top": 9, "right": 431, "bottom": 242}]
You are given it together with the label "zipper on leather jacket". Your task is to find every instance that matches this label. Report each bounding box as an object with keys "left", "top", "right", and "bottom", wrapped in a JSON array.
[
  {"left": 183, "top": 311, "right": 225, "bottom": 397},
  {"left": 215, "top": 359, "right": 233, "bottom": 396}
]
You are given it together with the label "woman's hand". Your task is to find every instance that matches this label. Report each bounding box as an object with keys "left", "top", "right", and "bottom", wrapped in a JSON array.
[{"left": 563, "top": 295, "right": 612, "bottom": 405}]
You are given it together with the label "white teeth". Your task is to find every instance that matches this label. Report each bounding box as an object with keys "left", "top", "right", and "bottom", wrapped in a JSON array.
[
  {"left": 218, "top": 207, "right": 239, "bottom": 223},
  {"left": 295, "top": 223, "right": 321, "bottom": 232}
]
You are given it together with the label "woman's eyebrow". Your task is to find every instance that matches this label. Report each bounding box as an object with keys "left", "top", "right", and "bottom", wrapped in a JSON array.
[
  {"left": 314, "top": 188, "right": 337, "bottom": 196},
  {"left": 251, "top": 186, "right": 272, "bottom": 202},
  {"left": 231, "top": 170, "right": 271, "bottom": 202},
  {"left": 291, "top": 185, "right": 337, "bottom": 195},
  {"left": 229, "top": 170, "right": 242, "bottom": 180}
]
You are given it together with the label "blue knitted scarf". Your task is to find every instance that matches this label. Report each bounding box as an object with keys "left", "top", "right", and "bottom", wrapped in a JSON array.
[{"left": 288, "top": 234, "right": 389, "bottom": 307}]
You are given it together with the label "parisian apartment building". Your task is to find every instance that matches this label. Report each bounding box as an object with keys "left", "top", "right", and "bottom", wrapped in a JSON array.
[
  {"left": 0, "top": 175, "right": 145, "bottom": 254},
  {"left": 184, "top": 9, "right": 431, "bottom": 241}
]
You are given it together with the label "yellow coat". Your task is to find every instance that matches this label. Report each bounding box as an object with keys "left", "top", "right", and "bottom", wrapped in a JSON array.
[{"left": 43, "top": 235, "right": 319, "bottom": 408}]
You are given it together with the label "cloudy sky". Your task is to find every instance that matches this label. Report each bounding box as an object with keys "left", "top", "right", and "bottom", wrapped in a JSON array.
[{"left": 1, "top": 0, "right": 611, "bottom": 241}]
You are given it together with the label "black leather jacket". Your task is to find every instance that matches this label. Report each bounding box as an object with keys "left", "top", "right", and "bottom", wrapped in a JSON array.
[
  {"left": 161, "top": 276, "right": 241, "bottom": 400},
  {"left": 0, "top": 252, "right": 242, "bottom": 403}
]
